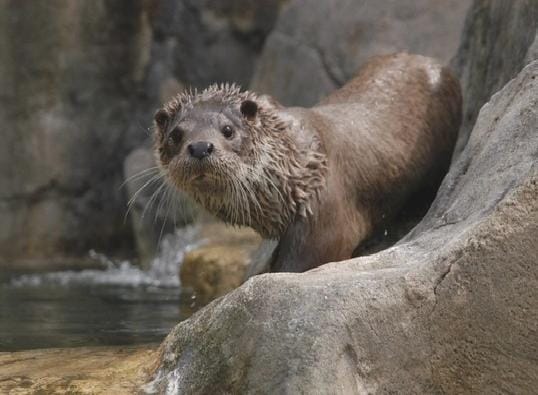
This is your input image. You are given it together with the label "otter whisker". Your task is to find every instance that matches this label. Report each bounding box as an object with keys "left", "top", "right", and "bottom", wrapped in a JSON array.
[
  {"left": 126, "top": 172, "right": 165, "bottom": 208},
  {"left": 120, "top": 166, "right": 160, "bottom": 189},
  {"left": 136, "top": 120, "right": 153, "bottom": 137},
  {"left": 142, "top": 180, "right": 168, "bottom": 220},
  {"left": 153, "top": 181, "right": 170, "bottom": 224},
  {"left": 157, "top": 184, "right": 175, "bottom": 248},
  {"left": 124, "top": 172, "right": 165, "bottom": 223}
]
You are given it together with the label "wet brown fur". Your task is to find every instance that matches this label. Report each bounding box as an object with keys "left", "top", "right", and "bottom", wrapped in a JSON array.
[{"left": 154, "top": 53, "right": 462, "bottom": 272}]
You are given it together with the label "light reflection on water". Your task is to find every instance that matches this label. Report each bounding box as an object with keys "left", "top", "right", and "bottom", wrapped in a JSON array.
[{"left": 0, "top": 226, "right": 202, "bottom": 352}]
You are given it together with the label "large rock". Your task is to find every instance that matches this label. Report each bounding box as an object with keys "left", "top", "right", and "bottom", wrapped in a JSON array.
[
  {"left": 0, "top": 345, "right": 156, "bottom": 394},
  {"left": 146, "top": 62, "right": 538, "bottom": 395},
  {"left": 149, "top": 0, "right": 287, "bottom": 91},
  {"left": 0, "top": 0, "right": 286, "bottom": 270},
  {"left": 250, "top": 0, "right": 471, "bottom": 106},
  {"left": 0, "top": 1, "right": 153, "bottom": 270},
  {"left": 137, "top": 0, "right": 287, "bottom": 123},
  {"left": 180, "top": 224, "right": 261, "bottom": 304},
  {"left": 451, "top": 0, "right": 538, "bottom": 158}
]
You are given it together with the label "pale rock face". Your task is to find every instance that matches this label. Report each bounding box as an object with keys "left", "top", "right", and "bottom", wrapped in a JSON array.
[
  {"left": 0, "top": 1, "right": 152, "bottom": 269},
  {"left": 0, "top": 0, "right": 286, "bottom": 269},
  {"left": 451, "top": 0, "right": 538, "bottom": 159},
  {"left": 0, "top": 345, "right": 156, "bottom": 394},
  {"left": 250, "top": 0, "right": 472, "bottom": 106}
]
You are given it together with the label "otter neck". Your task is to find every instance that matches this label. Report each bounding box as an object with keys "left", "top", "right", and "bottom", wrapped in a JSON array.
[{"left": 238, "top": 112, "right": 328, "bottom": 239}]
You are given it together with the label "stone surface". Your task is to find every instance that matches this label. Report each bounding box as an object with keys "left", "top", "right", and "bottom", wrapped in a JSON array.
[
  {"left": 250, "top": 0, "right": 471, "bottom": 106},
  {"left": 147, "top": 58, "right": 538, "bottom": 393},
  {"left": 0, "top": 1, "right": 153, "bottom": 269},
  {"left": 135, "top": 0, "right": 287, "bottom": 135},
  {"left": 149, "top": 0, "right": 287, "bottom": 91},
  {"left": 0, "top": 0, "right": 285, "bottom": 270},
  {"left": 0, "top": 345, "right": 156, "bottom": 394},
  {"left": 180, "top": 223, "right": 261, "bottom": 303},
  {"left": 451, "top": 0, "right": 538, "bottom": 158}
]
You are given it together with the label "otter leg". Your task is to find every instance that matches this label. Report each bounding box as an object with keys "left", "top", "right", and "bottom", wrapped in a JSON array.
[{"left": 270, "top": 207, "right": 367, "bottom": 273}]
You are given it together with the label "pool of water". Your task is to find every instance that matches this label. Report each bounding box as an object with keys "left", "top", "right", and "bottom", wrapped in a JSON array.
[
  {"left": 0, "top": 282, "right": 196, "bottom": 351},
  {"left": 0, "top": 227, "right": 202, "bottom": 352}
]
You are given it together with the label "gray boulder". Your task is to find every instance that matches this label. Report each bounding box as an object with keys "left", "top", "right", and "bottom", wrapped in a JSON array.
[
  {"left": 0, "top": 0, "right": 285, "bottom": 270},
  {"left": 250, "top": 0, "right": 471, "bottom": 106},
  {"left": 146, "top": 52, "right": 538, "bottom": 395},
  {"left": 0, "top": 1, "right": 152, "bottom": 270},
  {"left": 451, "top": 0, "right": 538, "bottom": 158},
  {"left": 149, "top": 0, "right": 287, "bottom": 91}
]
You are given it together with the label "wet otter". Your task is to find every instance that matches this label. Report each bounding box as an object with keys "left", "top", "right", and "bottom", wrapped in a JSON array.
[{"left": 153, "top": 53, "right": 462, "bottom": 272}]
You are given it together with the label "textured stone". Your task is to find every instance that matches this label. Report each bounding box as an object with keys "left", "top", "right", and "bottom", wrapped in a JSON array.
[
  {"left": 451, "top": 0, "right": 538, "bottom": 158},
  {"left": 251, "top": 0, "right": 471, "bottom": 106},
  {"left": 0, "top": 1, "right": 152, "bottom": 269},
  {"left": 150, "top": 0, "right": 287, "bottom": 90},
  {"left": 147, "top": 59, "right": 538, "bottom": 394},
  {"left": 180, "top": 224, "right": 261, "bottom": 303},
  {"left": 0, "top": 345, "right": 156, "bottom": 394},
  {"left": 0, "top": 0, "right": 285, "bottom": 270}
]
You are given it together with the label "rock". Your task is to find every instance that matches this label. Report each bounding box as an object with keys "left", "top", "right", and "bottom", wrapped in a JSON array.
[
  {"left": 180, "top": 224, "right": 261, "bottom": 304},
  {"left": 0, "top": 345, "right": 156, "bottom": 394},
  {"left": 123, "top": 146, "right": 196, "bottom": 269},
  {"left": 525, "top": 31, "right": 538, "bottom": 65},
  {"left": 0, "top": 0, "right": 285, "bottom": 270},
  {"left": 149, "top": 0, "right": 287, "bottom": 90},
  {"left": 0, "top": 1, "right": 153, "bottom": 269},
  {"left": 138, "top": 0, "right": 287, "bottom": 120},
  {"left": 451, "top": 0, "right": 538, "bottom": 158},
  {"left": 181, "top": 246, "right": 250, "bottom": 303},
  {"left": 146, "top": 61, "right": 538, "bottom": 394},
  {"left": 250, "top": 0, "right": 471, "bottom": 106}
]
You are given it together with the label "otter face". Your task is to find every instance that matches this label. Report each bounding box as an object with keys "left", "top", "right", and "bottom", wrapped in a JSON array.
[
  {"left": 154, "top": 98, "right": 259, "bottom": 196},
  {"left": 152, "top": 85, "right": 326, "bottom": 238}
]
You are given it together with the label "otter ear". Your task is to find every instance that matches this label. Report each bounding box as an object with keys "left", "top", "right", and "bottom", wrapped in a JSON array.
[
  {"left": 240, "top": 100, "right": 258, "bottom": 120},
  {"left": 154, "top": 109, "right": 170, "bottom": 129}
]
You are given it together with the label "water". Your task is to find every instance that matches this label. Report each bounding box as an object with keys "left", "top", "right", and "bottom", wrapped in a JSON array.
[{"left": 0, "top": 227, "right": 203, "bottom": 352}]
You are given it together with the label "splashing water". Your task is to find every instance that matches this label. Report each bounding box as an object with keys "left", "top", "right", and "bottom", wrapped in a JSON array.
[
  {"left": 0, "top": 226, "right": 204, "bottom": 351},
  {"left": 10, "top": 226, "right": 201, "bottom": 289}
]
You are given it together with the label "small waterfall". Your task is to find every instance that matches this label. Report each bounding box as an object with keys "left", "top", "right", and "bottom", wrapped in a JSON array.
[{"left": 9, "top": 226, "right": 201, "bottom": 289}]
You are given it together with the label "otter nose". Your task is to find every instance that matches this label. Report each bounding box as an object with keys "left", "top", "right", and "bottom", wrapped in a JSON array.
[{"left": 187, "top": 141, "right": 214, "bottom": 159}]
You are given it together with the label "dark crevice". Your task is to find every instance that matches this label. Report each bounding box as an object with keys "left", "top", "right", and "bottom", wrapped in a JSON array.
[
  {"left": 0, "top": 180, "right": 91, "bottom": 205},
  {"left": 271, "top": 31, "right": 341, "bottom": 89},
  {"left": 312, "top": 44, "right": 346, "bottom": 87}
]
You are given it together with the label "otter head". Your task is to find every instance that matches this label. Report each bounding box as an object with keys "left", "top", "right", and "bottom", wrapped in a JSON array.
[{"left": 153, "top": 84, "right": 326, "bottom": 239}]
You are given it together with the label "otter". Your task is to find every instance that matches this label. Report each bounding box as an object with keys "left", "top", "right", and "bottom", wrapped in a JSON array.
[{"left": 153, "top": 53, "right": 462, "bottom": 273}]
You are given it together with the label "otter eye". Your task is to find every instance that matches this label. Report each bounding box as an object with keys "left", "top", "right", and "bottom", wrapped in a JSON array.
[
  {"left": 222, "top": 125, "right": 234, "bottom": 139},
  {"left": 168, "top": 127, "right": 183, "bottom": 145}
]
